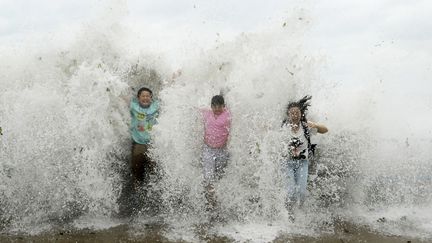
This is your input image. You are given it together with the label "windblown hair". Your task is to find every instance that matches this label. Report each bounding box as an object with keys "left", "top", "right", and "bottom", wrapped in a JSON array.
[
  {"left": 283, "top": 95, "right": 316, "bottom": 157},
  {"left": 286, "top": 95, "right": 312, "bottom": 123}
]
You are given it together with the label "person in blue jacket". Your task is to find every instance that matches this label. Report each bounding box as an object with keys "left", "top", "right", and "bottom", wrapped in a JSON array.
[{"left": 130, "top": 87, "right": 159, "bottom": 188}]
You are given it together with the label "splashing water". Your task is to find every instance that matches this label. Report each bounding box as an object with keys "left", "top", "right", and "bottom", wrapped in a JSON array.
[{"left": 0, "top": 2, "right": 431, "bottom": 242}]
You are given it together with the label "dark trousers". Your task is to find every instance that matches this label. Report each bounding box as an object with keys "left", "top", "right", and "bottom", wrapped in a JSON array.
[{"left": 131, "top": 142, "right": 155, "bottom": 183}]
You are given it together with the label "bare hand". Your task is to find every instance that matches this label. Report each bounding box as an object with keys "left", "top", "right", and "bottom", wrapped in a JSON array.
[{"left": 172, "top": 69, "right": 182, "bottom": 79}]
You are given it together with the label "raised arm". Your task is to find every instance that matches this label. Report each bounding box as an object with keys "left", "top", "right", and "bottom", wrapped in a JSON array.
[{"left": 307, "top": 121, "right": 328, "bottom": 134}]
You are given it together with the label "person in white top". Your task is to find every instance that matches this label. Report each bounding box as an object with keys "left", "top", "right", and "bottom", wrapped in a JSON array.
[{"left": 281, "top": 96, "right": 328, "bottom": 213}]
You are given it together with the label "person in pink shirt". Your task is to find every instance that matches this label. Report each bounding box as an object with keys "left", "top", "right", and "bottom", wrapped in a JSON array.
[{"left": 201, "top": 95, "right": 231, "bottom": 213}]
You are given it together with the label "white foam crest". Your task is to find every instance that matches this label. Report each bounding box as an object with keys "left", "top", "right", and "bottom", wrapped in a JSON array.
[
  {"left": 0, "top": 14, "right": 143, "bottom": 231},
  {"left": 152, "top": 16, "right": 319, "bottom": 225},
  {"left": 0, "top": 1, "right": 431, "bottom": 239}
]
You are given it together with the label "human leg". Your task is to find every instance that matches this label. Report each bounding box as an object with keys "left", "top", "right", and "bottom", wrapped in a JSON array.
[
  {"left": 131, "top": 143, "right": 157, "bottom": 182},
  {"left": 202, "top": 145, "right": 217, "bottom": 209},
  {"left": 214, "top": 147, "right": 229, "bottom": 180},
  {"left": 202, "top": 145, "right": 217, "bottom": 183},
  {"left": 297, "top": 159, "right": 309, "bottom": 206},
  {"left": 131, "top": 143, "right": 148, "bottom": 183},
  {"left": 141, "top": 146, "right": 157, "bottom": 184},
  {"left": 285, "top": 160, "right": 298, "bottom": 208}
]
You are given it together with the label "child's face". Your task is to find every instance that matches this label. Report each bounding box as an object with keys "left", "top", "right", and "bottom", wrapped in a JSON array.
[
  {"left": 211, "top": 104, "right": 225, "bottom": 115},
  {"left": 138, "top": 91, "right": 152, "bottom": 107}
]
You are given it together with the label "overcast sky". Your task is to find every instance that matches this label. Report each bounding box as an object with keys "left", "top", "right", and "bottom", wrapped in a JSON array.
[
  {"left": 1, "top": 0, "right": 431, "bottom": 137},
  {"left": 1, "top": 0, "right": 430, "bottom": 87}
]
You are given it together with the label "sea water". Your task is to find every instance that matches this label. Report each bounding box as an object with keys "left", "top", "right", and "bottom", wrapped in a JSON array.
[{"left": 0, "top": 1, "right": 431, "bottom": 241}]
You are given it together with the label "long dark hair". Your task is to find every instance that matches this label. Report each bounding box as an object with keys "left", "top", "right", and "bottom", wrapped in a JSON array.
[
  {"left": 284, "top": 95, "right": 312, "bottom": 124},
  {"left": 282, "top": 95, "right": 315, "bottom": 157}
]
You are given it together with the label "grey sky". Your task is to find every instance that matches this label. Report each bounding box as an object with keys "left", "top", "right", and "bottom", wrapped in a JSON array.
[
  {"left": 1, "top": 1, "right": 430, "bottom": 88},
  {"left": 1, "top": 0, "right": 431, "bottom": 137}
]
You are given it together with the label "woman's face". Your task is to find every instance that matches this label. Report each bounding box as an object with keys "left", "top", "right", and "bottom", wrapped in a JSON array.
[{"left": 288, "top": 106, "right": 301, "bottom": 124}]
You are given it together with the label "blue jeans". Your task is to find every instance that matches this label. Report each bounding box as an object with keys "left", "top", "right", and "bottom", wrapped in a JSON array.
[{"left": 283, "top": 159, "right": 309, "bottom": 205}]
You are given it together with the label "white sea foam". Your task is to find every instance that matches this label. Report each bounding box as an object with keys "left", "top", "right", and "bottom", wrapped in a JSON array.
[{"left": 0, "top": 1, "right": 431, "bottom": 240}]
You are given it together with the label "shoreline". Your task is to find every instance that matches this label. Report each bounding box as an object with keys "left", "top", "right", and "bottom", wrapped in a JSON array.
[{"left": 0, "top": 222, "right": 424, "bottom": 243}]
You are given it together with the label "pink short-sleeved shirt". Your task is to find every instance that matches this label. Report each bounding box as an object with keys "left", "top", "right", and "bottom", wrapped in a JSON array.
[{"left": 202, "top": 108, "right": 231, "bottom": 148}]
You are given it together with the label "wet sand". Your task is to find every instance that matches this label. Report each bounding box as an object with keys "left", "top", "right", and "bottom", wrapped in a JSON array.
[{"left": 0, "top": 222, "right": 423, "bottom": 243}]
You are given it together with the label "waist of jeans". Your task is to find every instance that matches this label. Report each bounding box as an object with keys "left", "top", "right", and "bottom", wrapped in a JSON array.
[
  {"left": 204, "top": 143, "right": 227, "bottom": 149},
  {"left": 286, "top": 159, "right": 308, "bottom": 164}
]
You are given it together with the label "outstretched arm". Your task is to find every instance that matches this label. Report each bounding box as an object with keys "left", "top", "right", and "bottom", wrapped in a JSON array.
[{"left": 307, "top": 121, "right": 328, "bottom": 134}]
